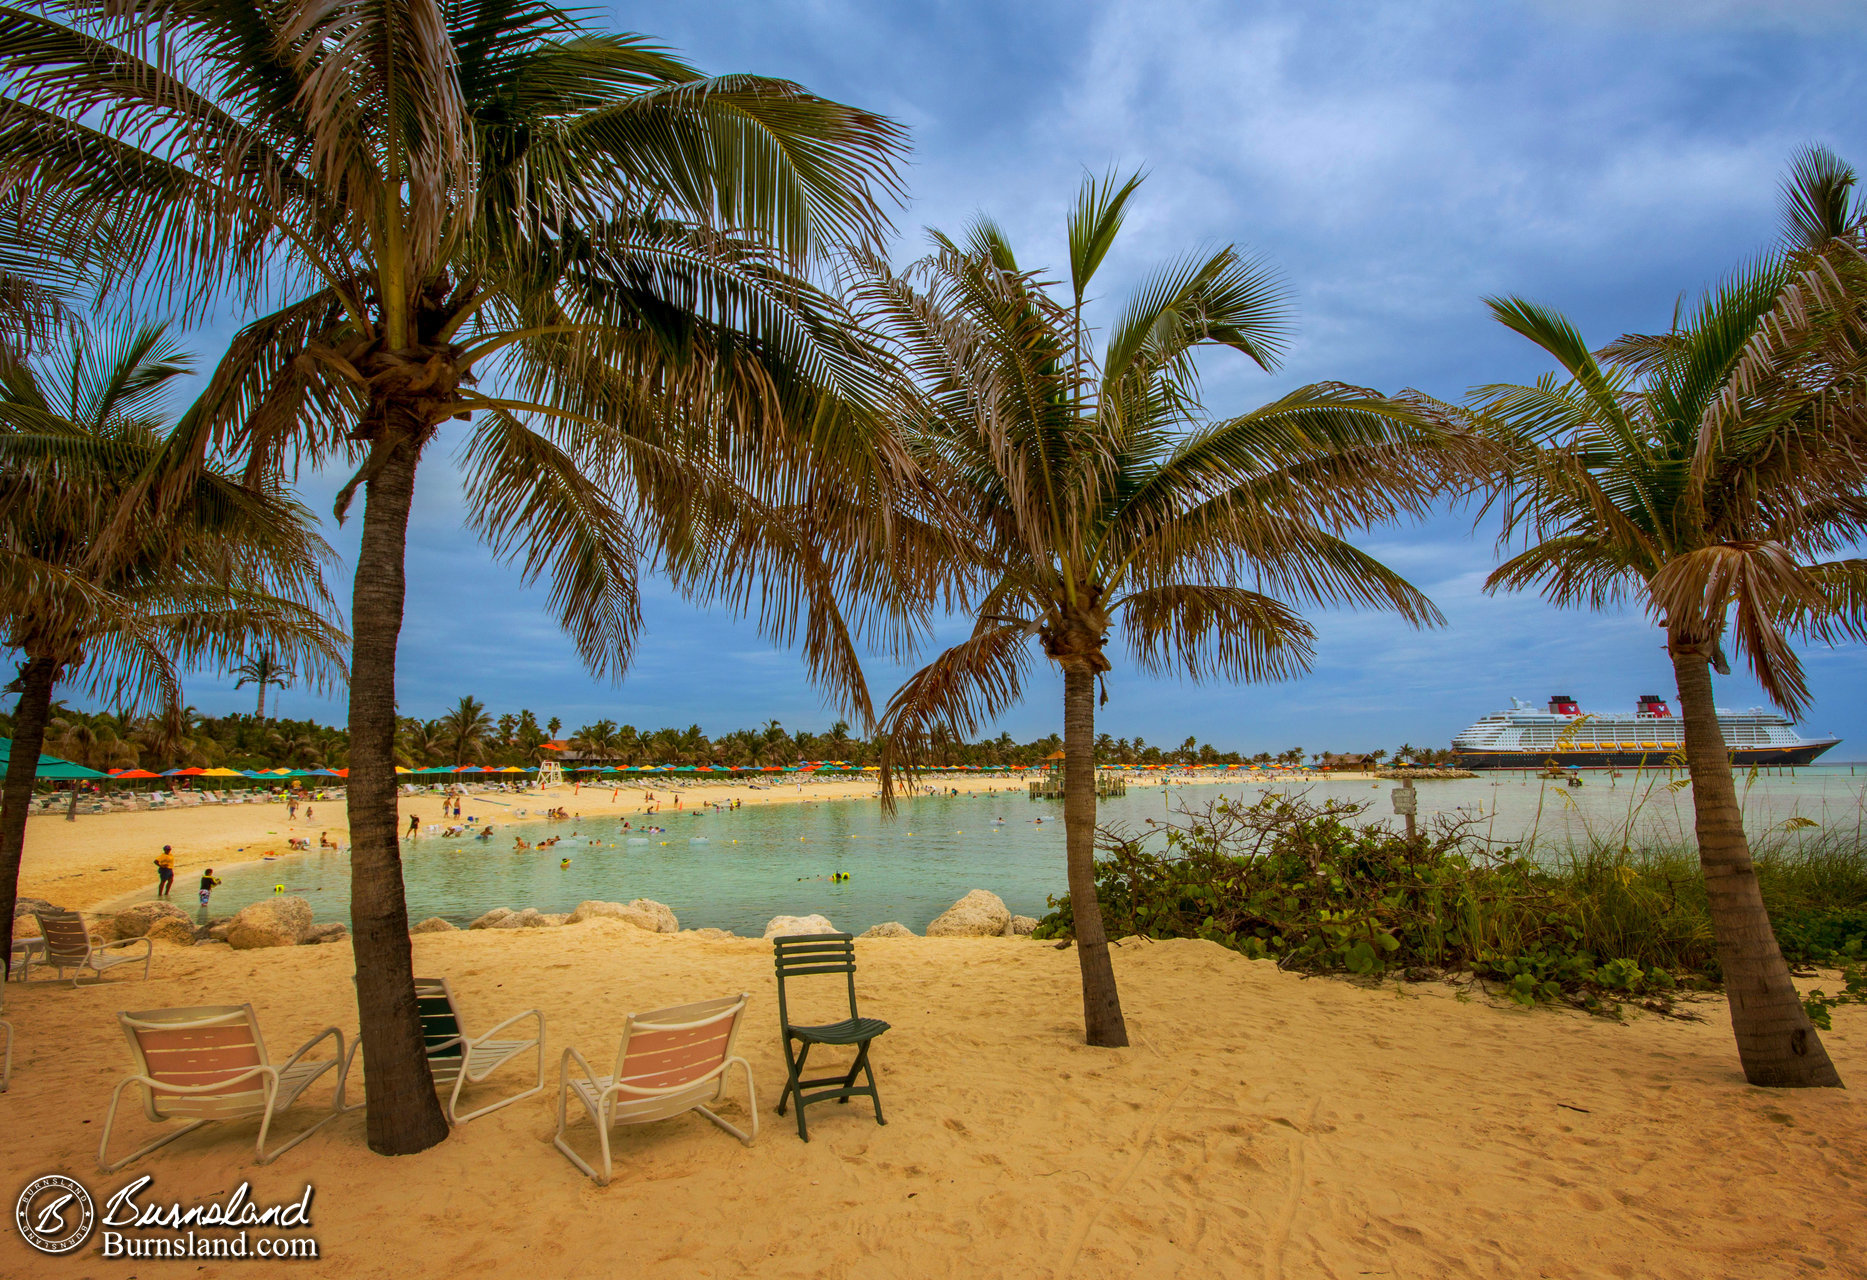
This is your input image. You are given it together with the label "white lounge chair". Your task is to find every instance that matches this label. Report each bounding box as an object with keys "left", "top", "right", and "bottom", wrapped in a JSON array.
[
  {"left": 99, "top": 1004, "right": 358, "bottom": 1171},
  {"left": 34, "top": 910, "right": 151, "bottom": 987},
  {"left": 554, "top": 993, "right": 757, "bottom": 1183},
  {"left": 415, "top": 977, "right": 545, "bottom": 1123}
]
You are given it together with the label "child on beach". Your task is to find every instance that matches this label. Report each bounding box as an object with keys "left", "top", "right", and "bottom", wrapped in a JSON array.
[
  {"left": 199, "top": 869, "right": 221, "bottom": 907},
  {"left": 154, "top": 846, "right": 174, "bottom": 898},
  {"left": 407, "top": 813, "right": 420, "bottom": 840}
]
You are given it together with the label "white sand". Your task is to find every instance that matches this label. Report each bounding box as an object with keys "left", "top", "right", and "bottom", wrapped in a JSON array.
[{"left": 0, "top": 922, "right": 1861, "bottom": 1278}]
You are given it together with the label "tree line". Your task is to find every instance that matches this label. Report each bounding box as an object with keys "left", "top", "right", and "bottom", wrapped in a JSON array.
[{"left": 8, "top": 695, "right": 1432, "bottom": 772}]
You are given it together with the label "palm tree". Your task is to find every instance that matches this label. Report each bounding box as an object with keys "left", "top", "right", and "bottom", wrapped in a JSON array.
[
  {"left": 439, "top": 695, "right": 492, "bottom": 768},
  {"left": 867, "top": 175, "right": 1446, "bottom": 1046},
  {"left": 1456, "top": 147, "right": 1867, "bottom": 1088},
  {"left": 570, "top": 719, "right": 619, "bottom": 762},
  {"left": 0, "top": 315, "right": 343, "bottom": 976},
  {"left": 232, "top": 651, "right": 295, "bottom": 723},
  {"left": 2, "top": 1, "right": 916, "bottom": 1153}
]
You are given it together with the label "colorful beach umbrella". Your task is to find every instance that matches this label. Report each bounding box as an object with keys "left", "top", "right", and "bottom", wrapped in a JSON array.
[{"left": 111, "top": 768, "right": 162, "bottom": 779}]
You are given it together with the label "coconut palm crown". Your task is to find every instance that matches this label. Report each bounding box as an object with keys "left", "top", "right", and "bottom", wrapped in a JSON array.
[
  {"left": 864, "top": 174, "right": 1449, "bottom": 1047},
  {"left": 1458, "top": 146, "right": 1867, "bottom": 1087}
]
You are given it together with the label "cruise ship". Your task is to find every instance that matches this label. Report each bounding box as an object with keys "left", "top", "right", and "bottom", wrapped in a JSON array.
[{"left": 1451, "top": 694, "right": 1841, "bottom": 769}]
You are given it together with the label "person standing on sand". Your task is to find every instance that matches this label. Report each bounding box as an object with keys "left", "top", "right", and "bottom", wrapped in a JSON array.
[
  {"left": 287, "top": 795, "right": 298, "bottom": 820},
  {"left": 154, "top": 845, "right": 175, "bottom": 898},
  {"left": 198, "top": 868, "right": 221, "bottom": 907}
]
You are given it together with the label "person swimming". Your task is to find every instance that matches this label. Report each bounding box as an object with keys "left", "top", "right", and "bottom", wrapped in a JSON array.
[
  {"left": 514, "top": 837, "right": 531, "bottom": 850},
  {"left": 560, "top": 858, "right": 570, "bottom": 869}
]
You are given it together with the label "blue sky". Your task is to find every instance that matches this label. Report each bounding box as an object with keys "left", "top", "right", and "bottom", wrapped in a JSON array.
[{"left": 151, "top": 1, "right": 1867, "bottom": 755}]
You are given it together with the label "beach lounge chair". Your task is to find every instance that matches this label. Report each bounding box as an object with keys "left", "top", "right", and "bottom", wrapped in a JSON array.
[
  {"left": 98, "top": 1004, "right": 358, "bottom": 1171},
  {"left": 772, "top": 934, "right": 889, "bottom": 1141},
  {"left": 33, "top": 910, "right": 151, "bottom": 987},
  {"left": 553, "top": 993, "right": 757, "bottom": 1183},
  {"left": 414, "top": 977, "right": 545, "bottom": 1123}
]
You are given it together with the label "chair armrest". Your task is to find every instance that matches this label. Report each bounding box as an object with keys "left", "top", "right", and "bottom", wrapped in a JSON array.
[
  {"left": 277, "top": 1026, "right": 346, "bottom": 1075},
  {"left": 99, "top": 937, "right": 153, "bottom": 956},
  {"left": 558, "top": 1045, "right": 600, "bottom": 1090},
  {"left": 472, "top": 1007, "right": 544, "bottom": 1046}
]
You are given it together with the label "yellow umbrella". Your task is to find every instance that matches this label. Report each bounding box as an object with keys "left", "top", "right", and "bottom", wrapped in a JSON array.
[{"left": 201, "top": 767, "right": 243, "bottom": 777}]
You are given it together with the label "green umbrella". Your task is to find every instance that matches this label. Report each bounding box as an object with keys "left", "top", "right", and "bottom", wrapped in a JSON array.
[{"left": 0, "top": 737, "right": 108, "bottom": 780}]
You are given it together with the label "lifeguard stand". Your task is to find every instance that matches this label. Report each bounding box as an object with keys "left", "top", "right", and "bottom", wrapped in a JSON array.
[{"left": 538, "top": 761, "right": 564, "bottom": 788}]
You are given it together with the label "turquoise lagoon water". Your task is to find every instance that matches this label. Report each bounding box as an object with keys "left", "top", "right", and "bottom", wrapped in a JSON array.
[{"left": 198, "top": 766, "right": 1867, "bottom": 935}]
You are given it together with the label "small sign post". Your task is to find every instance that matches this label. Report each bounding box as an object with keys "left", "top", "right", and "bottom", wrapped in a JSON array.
[{"left": 1391, "top": 777, "right": 1418, "bottom": 841}]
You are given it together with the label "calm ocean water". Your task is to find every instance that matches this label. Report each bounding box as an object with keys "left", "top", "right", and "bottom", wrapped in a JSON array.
[{"left": 196, "top": 765, "right": 1867, "bottom": 936}]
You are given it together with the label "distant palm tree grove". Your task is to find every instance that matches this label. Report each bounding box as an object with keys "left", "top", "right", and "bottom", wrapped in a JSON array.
[{"left": 0, "top": 699, "right": 1452, "bottom": 773}]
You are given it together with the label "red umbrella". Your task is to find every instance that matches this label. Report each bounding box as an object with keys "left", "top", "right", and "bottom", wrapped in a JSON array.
[{"left": 111, "top": 769, "right": 162, "bottom": 779}]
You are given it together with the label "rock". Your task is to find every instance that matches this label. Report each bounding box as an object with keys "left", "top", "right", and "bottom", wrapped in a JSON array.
[
  {"left": 14, "top": 896, "right": 59, "bottom": 918},
  {"left": 109, "top": 901, "right": 191, "bottom": 940},
  {"left": 468, "top": 908, "right": 515, "bottom": 930},
  {"left": 489, "top": 908, "right": 553, "bottom": 929},
  {"left": 764, "top": 913, "right": 838, "bottom": 939},
  {"left": 1007, "top": 915, "right": 1039, "bottom": 937},
  {"left": 207, "top": 921, "right": 234, "bottom": 942},
  {"left": 538, "top": 913, "right": 568, "bottom": 927},
  {"left": 565, "top": 899, "right": 679, "bottom": 933},
  {"left": 145, "top": 916, "right": 197, "bottom": 947},
  {"left": 410, "top": 917, "right": 458, "bottom": 934},
  {"left": 925, "top": 889, "right": 1012, "bottom": 938},
  {"left": 860, "top": 921, "right": 916, "bottom": 938},
  {"left": 684, "top": 928, "right": 736, "bottom": 941},
  {"left": 304, "top": 922, "right": 350, "bottom": 945},
  {"left": 225, "top": 897, "right": 314, "bottom": 949}
]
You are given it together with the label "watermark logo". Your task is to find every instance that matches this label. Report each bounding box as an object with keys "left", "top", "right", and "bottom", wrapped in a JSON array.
[
  {"left": 16, "top": 1174, "right": 97, "bottom": 1255},
  {"left": 15, "top": 1174, "right": 319, "bottom": 1260}
]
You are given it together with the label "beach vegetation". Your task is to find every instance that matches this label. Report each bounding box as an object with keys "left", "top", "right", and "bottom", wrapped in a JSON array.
[
  {"left": 1034, "top": 793, "right": 1867, "bottom": 1023},
  {"left": 867, "top": 173, "right": 1454, "bottom": 1047},
  {"left": 1437, "top": 147, "right": 1867, "bottom": 1086},
  {"left": 0, "top": 0, "right": 917, "bottom": 1153},
  {"left": 0, "top": 315, "right": 344, "bottom": 977}
]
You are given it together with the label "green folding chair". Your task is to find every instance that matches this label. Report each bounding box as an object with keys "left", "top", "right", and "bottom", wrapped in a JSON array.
[{"left": 772, "top": 933, "right": 888, "bottom": 1141}]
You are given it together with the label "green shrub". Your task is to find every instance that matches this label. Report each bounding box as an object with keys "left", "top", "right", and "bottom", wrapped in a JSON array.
[{"left": 1033, "top": 791, "right": 1867, "bottom": 1017}]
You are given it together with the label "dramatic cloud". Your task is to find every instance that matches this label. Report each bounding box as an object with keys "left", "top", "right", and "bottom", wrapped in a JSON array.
[{"left": 175, "top": 0, "right": 1865, "bottom": 755}]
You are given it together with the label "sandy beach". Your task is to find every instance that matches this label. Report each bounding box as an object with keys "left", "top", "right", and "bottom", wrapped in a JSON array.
[
  {"left": 0, "top": 921, "right": 1861, "bottom": 1278},
  {"left": 7, "top": 775, "right": 1861, "bottom": 1278}
]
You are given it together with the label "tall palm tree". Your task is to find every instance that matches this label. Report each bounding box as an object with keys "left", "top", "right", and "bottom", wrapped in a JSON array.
[
  {"left": 866, "top": 175, "right": 1447, "bottom": 1046},
  {"left": 0, "top": 1, "right": 919, "bottom": 1153},
  {"left": 439, "top": 695, "right": 491, "bottom": 768},
  {"left": 1456, "top": 147, "right": 1867, "bottom": 1088},
  {"left": 570, "top": 718, "right": 619, "bottom": 762},
  {"left": 0, "top": 315, "right": 343, "bottom": 975},
  {"left": 232, "top": 650, "right": 295, "bottom": 722}
]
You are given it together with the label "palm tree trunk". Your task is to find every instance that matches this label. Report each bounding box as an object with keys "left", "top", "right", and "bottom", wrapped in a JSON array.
[
  {"left": 1064, "top": 663, "right": 1128, "bottom": 1047},
  {"left": 256, "top": 679, "right": 267, "bottom": 723},
  {"left": 348, "top": 434, "right": 450, "bottom": 1153},
  {"left": 0, "top": 655, "right": 58, "bottom": 978},
  {"left": 1669, "top": 633, "right": 1842, "bottom": 1087}
]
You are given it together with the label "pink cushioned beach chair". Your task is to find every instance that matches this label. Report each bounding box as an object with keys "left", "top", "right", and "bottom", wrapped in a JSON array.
[
  {"left": 34, "top": 909, "right": 151, "bottom": 987},
  {"left": 553, "top": 993, "right": 757, "bottom": 1183},
  {"left": 99, "top": 1004, "right": 358, "bottom": 1171}
]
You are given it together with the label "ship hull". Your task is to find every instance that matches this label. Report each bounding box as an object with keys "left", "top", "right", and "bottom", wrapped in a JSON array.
[{"left": 1455, "top": 741, "right": 1838, "bottom": 770}]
